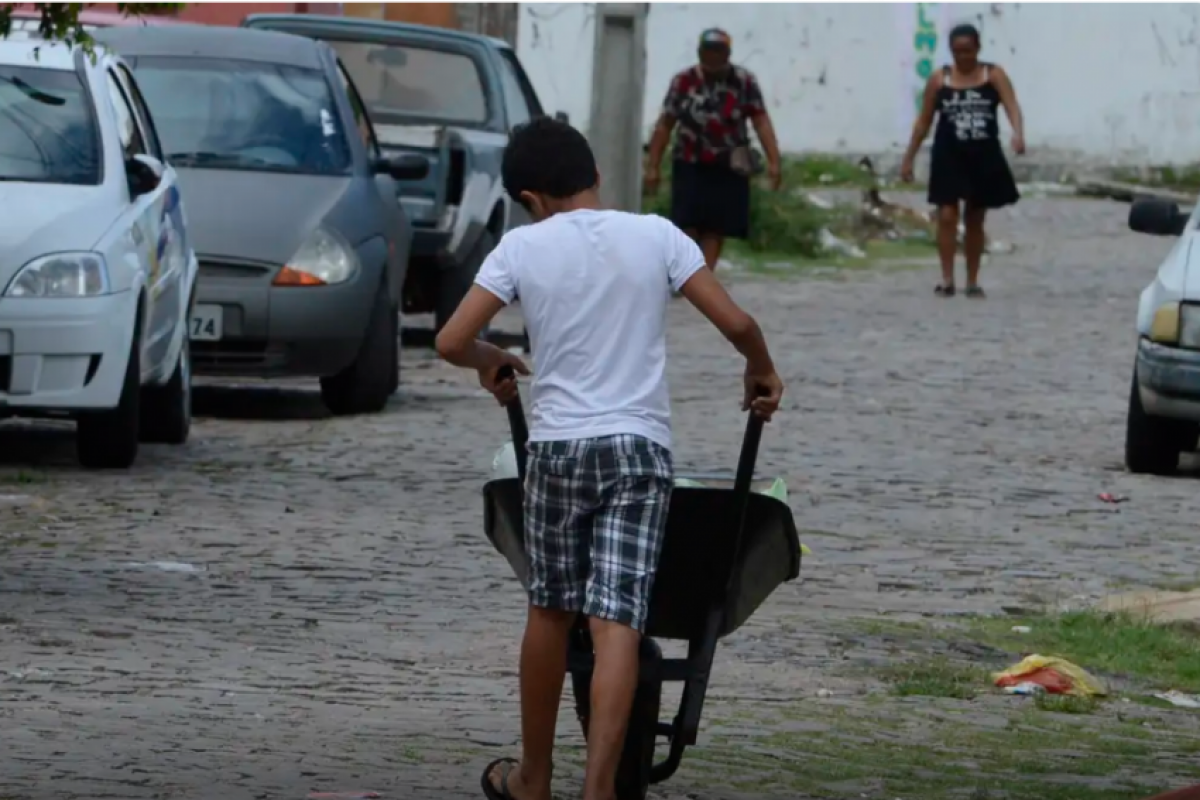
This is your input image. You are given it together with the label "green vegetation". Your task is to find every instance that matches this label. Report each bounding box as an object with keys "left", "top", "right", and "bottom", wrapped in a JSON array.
[
  {"left": 965, "top": 611, "right": 1200, "bottom": 694},
  {"left": 1110, "top": 164, "right": 1200, "bottom": 192},
  {"left": 780, "top": 153, "right": 874, "bottom": 188},
  {"left": 0, "top": 469, "right": 43, "bottom": 485},
  {"left": 685, "top": 697, "right": 1196, "bottom": 800},
  {"left": 663, "top": 609, "right": 1200, "bottom": 799},
  {"left": 0, "top": 4, "right": 185, "bottom": 50},
  {"left": 642, "top": 154, "right": 935, "bottom": 265},
  {"left": 878, "top": 656, "right": 990, "bottom": 700}
]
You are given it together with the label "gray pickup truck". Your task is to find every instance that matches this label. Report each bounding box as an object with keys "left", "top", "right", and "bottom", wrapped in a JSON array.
[{"left": 242, "top": 14, "right": 565, "bottom": 343}]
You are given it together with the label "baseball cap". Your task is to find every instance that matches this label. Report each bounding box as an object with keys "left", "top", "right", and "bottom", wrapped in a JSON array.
[{"left": 698, "top": 28, "right": 731, "bottom": 51}]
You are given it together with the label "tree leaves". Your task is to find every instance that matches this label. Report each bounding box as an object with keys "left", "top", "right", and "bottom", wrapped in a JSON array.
[{"left": 0, "top": 3, "right": 186, "bottom": 53}]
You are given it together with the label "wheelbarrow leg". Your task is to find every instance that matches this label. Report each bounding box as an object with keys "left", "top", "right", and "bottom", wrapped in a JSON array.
[{"left": 568, "top": 628, "right": 664, "bottom": 800}]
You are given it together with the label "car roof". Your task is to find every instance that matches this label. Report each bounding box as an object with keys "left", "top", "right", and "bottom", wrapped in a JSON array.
[
  {"left": 0, "top": 39, "right": 81, "bottom": 70},
  {"left": 92, "top": 24, "right": 325, "bottom": 69},
  {"left": 245, "top": 13, "right": 511, "bottom": 50}
]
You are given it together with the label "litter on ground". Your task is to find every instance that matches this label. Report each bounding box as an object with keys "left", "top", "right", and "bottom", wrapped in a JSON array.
[
  {"left": 993, "top": 654, "right": 1107, "bottom": 697},
  {"left": 1153, "top": 691, "right": 1200, "bottom": 709}
]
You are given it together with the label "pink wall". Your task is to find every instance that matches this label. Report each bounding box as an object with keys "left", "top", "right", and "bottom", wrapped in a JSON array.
[{"left": 173, "top": 3, "right": 343, "bottom": 26}]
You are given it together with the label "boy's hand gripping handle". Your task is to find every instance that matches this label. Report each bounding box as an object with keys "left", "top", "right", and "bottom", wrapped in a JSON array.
[{"left": 496, "top": 365, "right": 529, "bottom": 483}]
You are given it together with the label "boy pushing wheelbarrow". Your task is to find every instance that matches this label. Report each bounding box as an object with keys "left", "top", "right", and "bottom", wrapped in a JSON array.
[{"left": 435, "top": 116, "right": 783, "bottom": 800}]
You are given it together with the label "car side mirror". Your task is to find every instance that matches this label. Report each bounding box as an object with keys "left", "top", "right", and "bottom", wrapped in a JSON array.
[
  {"left": 554, "top": 110, "right": 569, "bottom": 124},
  {"left": 126, "top": 153, "right": 162, "bottom": 199},
  {"left": 1129, "top": 197, "right": 1187, "bottom": 237},
  {"left": 374, "top": 154, "right": 429, "bottom": 181}
]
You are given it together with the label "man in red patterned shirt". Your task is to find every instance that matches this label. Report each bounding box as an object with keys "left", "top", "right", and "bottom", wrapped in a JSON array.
[{"left": 644, "top": 28, "right": 783, "bottom": 272}]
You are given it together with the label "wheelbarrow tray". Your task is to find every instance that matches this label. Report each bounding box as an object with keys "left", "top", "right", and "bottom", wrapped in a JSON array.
[{"left": 482, "top": 476, "right": 802, "bottom": 641}]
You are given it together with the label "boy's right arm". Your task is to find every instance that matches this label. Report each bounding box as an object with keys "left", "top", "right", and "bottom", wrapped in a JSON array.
[
  {"left": 678, "top": 268, "right": 783, "bottom": 419},
  {"left": 662, "top": 223, "right": 783, "bottom": 419}
]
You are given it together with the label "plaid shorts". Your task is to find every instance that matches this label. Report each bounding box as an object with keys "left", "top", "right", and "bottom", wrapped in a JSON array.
[{"left": 524, "top": 434, "right": 674, "bottom": 632}]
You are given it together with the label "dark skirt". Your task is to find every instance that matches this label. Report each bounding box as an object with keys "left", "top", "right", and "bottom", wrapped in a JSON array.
[
  {"left": 670, "top": 159, "right": 751, "bottom": 239},
  {"left": 927, "top": 138, "right": 1020, "bottom": 210}
]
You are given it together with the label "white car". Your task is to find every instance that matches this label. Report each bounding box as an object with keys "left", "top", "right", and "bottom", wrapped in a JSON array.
[
  {"left": 1127, "top": 197, "right": 1200, "bottom": 475},
  {"left": 0, "top": 40, "right": 198, "bottom": 468}
]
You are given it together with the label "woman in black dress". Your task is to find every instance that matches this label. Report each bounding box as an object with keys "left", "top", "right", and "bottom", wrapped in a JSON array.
[{"left": 900, "top": 23, "right": 1024, "bottom": 298}]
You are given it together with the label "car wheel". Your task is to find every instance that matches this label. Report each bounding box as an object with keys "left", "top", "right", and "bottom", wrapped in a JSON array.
[
  {"left": 435, "top": 230, "right": 496, "bottom": 334},
  {"left": 319, "top": 285, "right": 394, "bottom": 416},
  {"left": 140, "top": 334, "right": 192, "bottom": 445},
  {"left": 1125, "top": 368, "right": 1188, "bottom": 475},
  {"left": 388, "top": 306, "right": 400, "bottom": 395},
  {"left": 77, "top": 327, "right": 141, "bottom": 469}
]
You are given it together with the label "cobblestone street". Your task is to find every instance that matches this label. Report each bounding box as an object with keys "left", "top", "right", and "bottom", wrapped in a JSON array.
[{"left": 2, "top": 196, "right": 1197, "bottom": 799}]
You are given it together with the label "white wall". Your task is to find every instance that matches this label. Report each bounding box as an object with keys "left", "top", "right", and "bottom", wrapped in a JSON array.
[
  {"left": 516, "top": 3, "right": 597, "bottom": 130},
  {"left": 517, "top": 2, "right": 1200, "bottom": 166}
]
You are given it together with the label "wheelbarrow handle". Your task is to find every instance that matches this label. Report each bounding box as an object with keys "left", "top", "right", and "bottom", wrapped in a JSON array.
[
  {"left": 724, "top": 387, "right": 771, "bottom": 598},
  {"left": 496, "top": 365, "right": 529, "bottom": 483},
  {"left": 497, "top": 367, "right": 770, "bottom": 504},
  {"left": 733, "top": 388, "right": 770, "bottom": 499}
]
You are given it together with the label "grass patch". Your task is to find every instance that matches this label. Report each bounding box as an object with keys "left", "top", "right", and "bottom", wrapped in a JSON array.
[
  {"left": 1110, "top": 163, "right": 1200, "bottom": 192},
  {"left": 642, "top": 158, "right": 832, "bottom": 259},
  {"left": 652, "top": 613, "right": 1200, "bottom": 798},
  {"left": 642, "top": 154, "right": 933, "bottom": 264},
  {"left": 1035, "top": 693, "right": 1102, "bottom": 715},
  {"left": 726, "top": 238, "right": 935, "bottom": 281},
  {"left": 879, "top": 657, "right": 989, "bottom": 699},
  {"left": 690, "top": 696, "right": 1193, "bottom": 800},
  {"left": 0, "top": 469, "right": 43, "bottom": 484},
  {"left": 966, "top": 611, "right": 1200, "bottom": 693},
  {"left": 782, "top": 152, "right": 873, "bottom": 188}
]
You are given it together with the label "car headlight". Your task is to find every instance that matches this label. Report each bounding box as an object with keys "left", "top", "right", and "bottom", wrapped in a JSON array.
[
  {"left": 273, "top": 227, "right": 359, "bottom": 287},
  {"left": 4, "top": 252, "right": 110, "bottom": 298},
  {"left": 1150, "top": 302, "right": 1181, "bottom": 344},
  {"left": 1179, "top": 304, "right": 1200, "bottom": 349}
]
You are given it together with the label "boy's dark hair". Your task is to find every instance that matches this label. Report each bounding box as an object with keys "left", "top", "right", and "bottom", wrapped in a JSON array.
[{"left": 502, "top": 116, "right": 598, "bottom": 209}]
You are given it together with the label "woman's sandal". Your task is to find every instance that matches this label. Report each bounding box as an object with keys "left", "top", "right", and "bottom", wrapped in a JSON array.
[
  {"left": 935, "top": 285, "right": 956, "bottom": 297},
  {"left": 965, "top": 286, "right": 986, "bottom": 299}
]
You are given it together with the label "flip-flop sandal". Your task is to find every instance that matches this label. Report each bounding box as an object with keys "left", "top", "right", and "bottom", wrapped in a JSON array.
[
  {"left": 966, "top": 286, "right": 986, "bottom": 298},
  {"left": 935, "top": 285, "right": 956, "bottom": 297},
  {"left": 480, "top": 758, "right": 520, "bottom": 800}
]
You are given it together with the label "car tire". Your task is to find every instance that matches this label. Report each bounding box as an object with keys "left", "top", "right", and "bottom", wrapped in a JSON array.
[
  {"left": 435, "top": 230, "right": 496, "bottom": 333},
  {"left": 77, "top": 326, "right": 142, "bottom": 469},
  {"left": 140, "top": 334, "right": 192, "bottom": 445},
  {"left": 319, "top": 286, "right": 395, "bottom": 416},
  {"left": 1125, "top": 368, "right": 1189, "bottom": 475},
  {"left": 388, "top": 307, "right": 400, "bottom": 395}
]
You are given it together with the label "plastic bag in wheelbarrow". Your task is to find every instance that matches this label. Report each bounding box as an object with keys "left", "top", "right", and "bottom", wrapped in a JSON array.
[{"left": 481, "top": 475, "right": 802, "bottom": 641}]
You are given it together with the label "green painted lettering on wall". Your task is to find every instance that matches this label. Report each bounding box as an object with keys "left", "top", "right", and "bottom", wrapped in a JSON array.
[{"left": 913, "top": 3, "right": 938, "bottom": 113}]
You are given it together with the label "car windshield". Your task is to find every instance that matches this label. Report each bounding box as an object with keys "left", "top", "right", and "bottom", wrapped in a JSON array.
[
  {"left": 329, "top": 40, "right": 487, "bottom": 125},
  {"left": 0, "top": 65, "right": 101, "bottom": 185},
  {"left": 130, "top": 56, "right": 352, "bottom": 176}
]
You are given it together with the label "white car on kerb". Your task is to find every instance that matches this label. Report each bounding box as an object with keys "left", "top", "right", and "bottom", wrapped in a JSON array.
[
  {"left": 1126, "top": 196, "right": 1200, "bottom": 475},
  {"left": 0, "top": 40, "right": 197, "bottom": 469}
]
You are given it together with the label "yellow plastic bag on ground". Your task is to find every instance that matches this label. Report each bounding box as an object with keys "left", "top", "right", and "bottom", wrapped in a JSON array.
[{"left": 992, "top": 654, "right": 1107, "bottom": 697}]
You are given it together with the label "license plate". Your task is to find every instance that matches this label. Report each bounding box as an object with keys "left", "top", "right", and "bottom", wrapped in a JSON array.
[{"left": 189, "top": 304, "right": 223, "bottom": 341}]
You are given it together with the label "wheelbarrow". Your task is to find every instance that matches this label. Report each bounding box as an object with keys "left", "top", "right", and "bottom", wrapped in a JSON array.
[{"left": 481, "top": 371, "right": 803, "bottom": 800}]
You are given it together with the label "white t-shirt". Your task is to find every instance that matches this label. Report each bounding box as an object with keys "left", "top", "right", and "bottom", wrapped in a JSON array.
[{"left": 474, "top": 209, "right": 705, "bottom": 451}]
